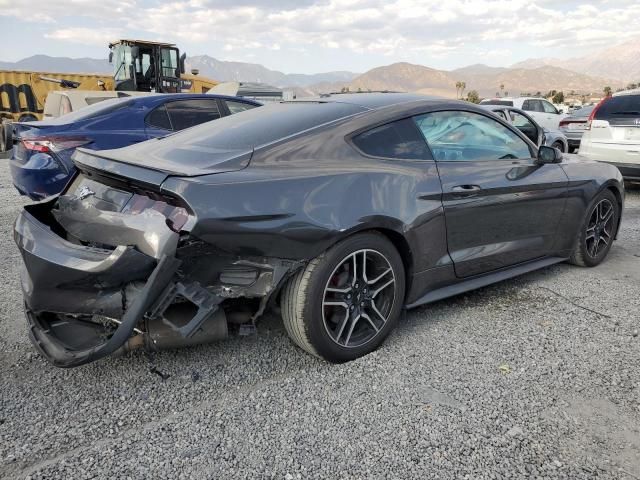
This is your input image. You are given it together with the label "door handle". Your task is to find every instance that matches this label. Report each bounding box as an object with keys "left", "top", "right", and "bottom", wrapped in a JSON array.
[{"left": 451, "top": 185, "right": 481, "bottom": 197}]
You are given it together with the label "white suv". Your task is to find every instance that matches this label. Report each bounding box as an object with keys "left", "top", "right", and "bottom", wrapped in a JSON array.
[
  {"left": 479, "top": 97, "right": 565, "bottom": 131},
  {"left": 578, "top": 89, "right": 640, "bottom": 181}
]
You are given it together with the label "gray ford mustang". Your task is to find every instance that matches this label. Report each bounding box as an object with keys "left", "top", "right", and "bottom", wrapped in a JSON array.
[{"left": 13, "top": 93, "right": 624, "bottom": 368}]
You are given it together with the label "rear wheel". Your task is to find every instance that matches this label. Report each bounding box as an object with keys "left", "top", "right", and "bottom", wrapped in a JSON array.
[
  {"left": 281, "top": 232, "right": 405, "bottom": 363},
  {"left": 569, "top": 190, "right": 619, "bottom": 267},
  {"left": 552, "top": 140, "right": 565, "bottom": 153},
  {"left": 18, "top": 114, "right": 37, "bottom": 123}
]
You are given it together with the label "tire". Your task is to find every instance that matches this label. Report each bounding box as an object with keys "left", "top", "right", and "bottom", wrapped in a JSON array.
[
  {"left": 552, "top": 141, "right": 565, "bottom": 153},
  {"left": 281, "top": 232, "right": 405, "bottom": 363},
  {"left": 18, "top": 114, "right": 37, "bottom": 123},
  {"left": 0, "top": 124, "right": 6, "bottom": 153},
  {"left": 569, "top": 189, "right": 620, "bottom": 267}
]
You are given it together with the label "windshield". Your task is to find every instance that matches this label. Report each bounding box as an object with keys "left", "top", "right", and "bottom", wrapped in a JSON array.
[
  {"left": 38, "top": 98, "right": 132, "bottom": 125},
  {"left": 596, "top": 95, "right": 640, "bottom": 119},
  {"left": 480, "top": 99, "right": 514, "bottom": 107},
  {"left": 111, "top": 45, "right": 132, "bottom": 82},
  {"left": 156, "top": 101, "right": 366, "bottom": 150},
  {"left": 572, "top": 106, "right": 594, "bottom": 117},
  {"left": 161, "top": 48, "right": 179, "bottom": 78}
]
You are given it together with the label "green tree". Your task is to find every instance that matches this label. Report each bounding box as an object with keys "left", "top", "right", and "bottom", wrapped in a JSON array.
[
  {"left": 603, "top": 86, "right": 612, "bottom": 96},
  {"left": 552, "top": 91, "right": 564, "bottom": 104},
  {"left": 466, "top": 90, "right": 480, "bottom": 104}
]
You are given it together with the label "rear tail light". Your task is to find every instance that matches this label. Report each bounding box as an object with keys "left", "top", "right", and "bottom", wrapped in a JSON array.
[
  {"left": 21, "top": 137, "right": 91, "bottom": 153},
  {"left": 586, "top": 97, "right": 610, "bottom": 130},
  {"left": 559, "top": 120, "right": 570, "bottom": 128},
  {"left": 122, "top": 194, "right": 190, "bottom": 232}
]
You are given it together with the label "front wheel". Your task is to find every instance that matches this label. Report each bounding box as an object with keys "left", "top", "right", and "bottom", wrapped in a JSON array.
[
  {"left": 552, "top": 140, "right": 565, "bottom": 153},
  {"left": 281, "top": 232, "right": 405, "bottom": 363},
  {"left": 569, "top": 189, "right": 620, "bottom": 267}
]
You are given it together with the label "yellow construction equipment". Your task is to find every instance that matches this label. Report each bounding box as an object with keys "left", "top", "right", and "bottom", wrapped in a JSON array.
[{"left": 0, "top": 39, "right": 218, "bottom": 150}]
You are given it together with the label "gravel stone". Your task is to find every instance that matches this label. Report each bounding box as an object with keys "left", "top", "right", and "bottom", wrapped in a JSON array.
[{"left": 1, "top": 157, "right": 639, "bottom": 479}]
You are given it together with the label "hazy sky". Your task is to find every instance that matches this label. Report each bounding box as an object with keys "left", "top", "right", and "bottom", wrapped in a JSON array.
[{"left": 0, "top": 0, "right": 638, "bottom": 73}]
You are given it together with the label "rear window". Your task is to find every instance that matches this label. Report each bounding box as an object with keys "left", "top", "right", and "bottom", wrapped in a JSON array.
[
  {"left": 157, "top": 101, "right": 366, "bottom": 150},
  {"left": 595, "top": 95, "right": 640, "bottom": 120},
  {"left": 352, "top": 118, "right": 431, "bottom": 160},
  {"left": 480, "top": 100, "right": 514, "bottom": 107},
  {"left": 572, "top": 106, "right": 594, "bottom": 116},
  {"left": 39, "top": 97, "right": 132, "bottom": 125}
]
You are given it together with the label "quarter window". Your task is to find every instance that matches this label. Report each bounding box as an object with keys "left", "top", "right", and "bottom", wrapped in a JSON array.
[
  {"left": 165, "top": 99, "right": 221, "bottom": 131},
  {"left": 146, "top": 104, "right": 172, "bottom": 130},
  {"left": 352, "top": 118, "right": 431, "bottom": 160},
  {"left": 413, "top": 110, "right": 532, "bottom": 161}
]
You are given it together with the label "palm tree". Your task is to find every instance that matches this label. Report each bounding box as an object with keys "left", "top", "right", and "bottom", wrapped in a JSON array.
[
  {"left": 455, "top": 81, "right": 462, "bottom": 99},
  {"left": 460, "top": 82, "right": 466, "bottom": 98},
  {"left": 603, "top": 86, "right": 612, "bottom": 97},
  {"left": 500, "top": 83, "right": 505, "bottom": 96}
]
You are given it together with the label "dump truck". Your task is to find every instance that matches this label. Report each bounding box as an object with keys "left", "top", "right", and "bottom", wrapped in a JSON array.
[{"left": 0, "top": 39, "right": 218, "bottom": 151}]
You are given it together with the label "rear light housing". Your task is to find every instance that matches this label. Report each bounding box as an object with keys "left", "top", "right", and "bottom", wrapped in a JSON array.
[
  {"left": 121, "top": 193, "right": 190, "bottom": 233},
  {"left": 586, "top": 97, "right": 611, "bottom": 130},
  {"left": 21, "top": 137, "right": 91, "bottom": 154}
]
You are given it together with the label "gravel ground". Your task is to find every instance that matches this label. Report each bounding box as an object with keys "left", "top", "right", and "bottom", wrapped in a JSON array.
[{"left": 1, "top": 157, "right": 639, "bottom": 480}]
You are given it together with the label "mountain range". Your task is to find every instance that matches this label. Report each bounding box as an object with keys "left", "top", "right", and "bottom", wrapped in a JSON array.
[
  {"left": 1, "top": 36, "right": 636, "bottom": 99},
  {"left": 512, "top": 37, "right": 640, "bottom": 84}
]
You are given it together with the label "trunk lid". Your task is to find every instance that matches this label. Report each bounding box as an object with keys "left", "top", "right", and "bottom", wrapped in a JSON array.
[{"left": 72, "top": 142, "right": 252, "bottom": 189}]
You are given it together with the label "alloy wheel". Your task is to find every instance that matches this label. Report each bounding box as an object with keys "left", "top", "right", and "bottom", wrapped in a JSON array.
[
  {"left": 585, "top": 198, "right": 614, "bottom": 258},
  {"left": 322, "top": 249, "right": 396, "bottom": 348}
]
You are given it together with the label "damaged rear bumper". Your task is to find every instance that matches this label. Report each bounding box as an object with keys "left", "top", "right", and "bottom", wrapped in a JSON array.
[
  {"left": 14, "top": 196, "right": 301, "bottom": 368},
  {"left": 14, "top": 203, "right": 180, "bottom": 367}
]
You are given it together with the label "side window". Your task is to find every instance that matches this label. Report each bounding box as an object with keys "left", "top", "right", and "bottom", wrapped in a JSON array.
[
  {"left": 226, "top": 100, "right": 258, "bottom": 115},
  {"left": 352, "top": 118, "right": 431, "bottom": 160},
  {"left": 542, "top": 100, "right": 558, "bottom": 114},
  {"left": 414, "top": 110, "right": 532, "bottom": 161},
  {"left": 522, "top": 100, "right": 531, "bottom": 111},
  {"left": 531, "top": 100, "right": 545, "bottom": 112},
  {"left": 165, "top": 99, "right": 221, "bottom": 131},
  {"left": 146, "top": 104, "right": 172, "bottom": 130}
]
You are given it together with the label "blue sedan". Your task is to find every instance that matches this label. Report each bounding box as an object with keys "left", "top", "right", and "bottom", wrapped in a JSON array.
[{"left": 10, "top": 94, "right": 261, "bottom": 200}]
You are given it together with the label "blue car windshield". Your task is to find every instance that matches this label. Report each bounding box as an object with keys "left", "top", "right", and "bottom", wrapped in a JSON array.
[{"left": 39, "top": 97, "right": 133, "bottom": 126}]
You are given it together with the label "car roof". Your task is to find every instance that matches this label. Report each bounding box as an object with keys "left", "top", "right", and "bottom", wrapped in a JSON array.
[
  {"left": 129, "top": 93, "right": 263, "bottom": 106},
  {"left": 288, "top": 92, "right": 437, "bottom": 110}
]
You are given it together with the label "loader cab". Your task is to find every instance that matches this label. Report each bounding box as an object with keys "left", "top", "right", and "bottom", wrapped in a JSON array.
[{"left": 109, "top": 40, "right": 186, "bottom": 93}]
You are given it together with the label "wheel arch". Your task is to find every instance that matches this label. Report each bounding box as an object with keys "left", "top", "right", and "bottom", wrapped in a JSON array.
[
  {"left": 604, "top": 182, "right": 624, "bottom": 239},
  {"left": 333, "top": 225, "right": 414, "bottom": 303}
]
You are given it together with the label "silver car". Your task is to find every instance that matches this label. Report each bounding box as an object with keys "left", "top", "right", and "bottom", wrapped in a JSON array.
[
  {"left": 558, "top": 105, "right": 594, "bottom": 153},
  {"left": 482, "top": 105, "right": 568, "bottom": 152},
  {"left": 579, "top": 90, "right": 640, "bottom": 181}
]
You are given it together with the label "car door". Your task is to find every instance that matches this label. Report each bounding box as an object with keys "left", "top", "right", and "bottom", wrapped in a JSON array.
[
  {"left": 413, "top": 109, "right": 569, "bottom": 278},
  {"left": 508, "top": 109, "right": 543, "bottom": 146}
]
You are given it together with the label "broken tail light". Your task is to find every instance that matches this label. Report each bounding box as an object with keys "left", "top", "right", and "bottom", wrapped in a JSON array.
[{"left": 122, "top": 193, "right": 190, "bottom": 232}]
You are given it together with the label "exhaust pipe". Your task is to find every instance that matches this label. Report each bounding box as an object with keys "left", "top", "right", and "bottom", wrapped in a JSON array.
[{"left": 117, "top": 304, "right": 228, "bottom": 354}]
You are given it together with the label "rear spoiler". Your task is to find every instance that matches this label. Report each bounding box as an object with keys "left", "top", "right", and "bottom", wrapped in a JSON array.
[{"left": 72, "top": 148, "right": 169, "bottom": 190}]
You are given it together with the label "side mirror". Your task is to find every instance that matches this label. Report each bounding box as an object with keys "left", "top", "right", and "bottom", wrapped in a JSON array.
[
  {"left": 131, "top": 46, "right": 140, "bottom": 59},
  {"left": 108, "top": 52, "right": 113, "bottom": 63},
  {"left": 537, "top": 145, "right": 563, "bottom": 164},
  {"left": 179, "top": 53, "right": 187, "bottom": 74}
]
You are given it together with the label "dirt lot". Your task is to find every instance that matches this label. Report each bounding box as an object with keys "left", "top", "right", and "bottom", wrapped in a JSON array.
[{"left": 1, "top": 158, "right": 639, "bottom": 479}]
